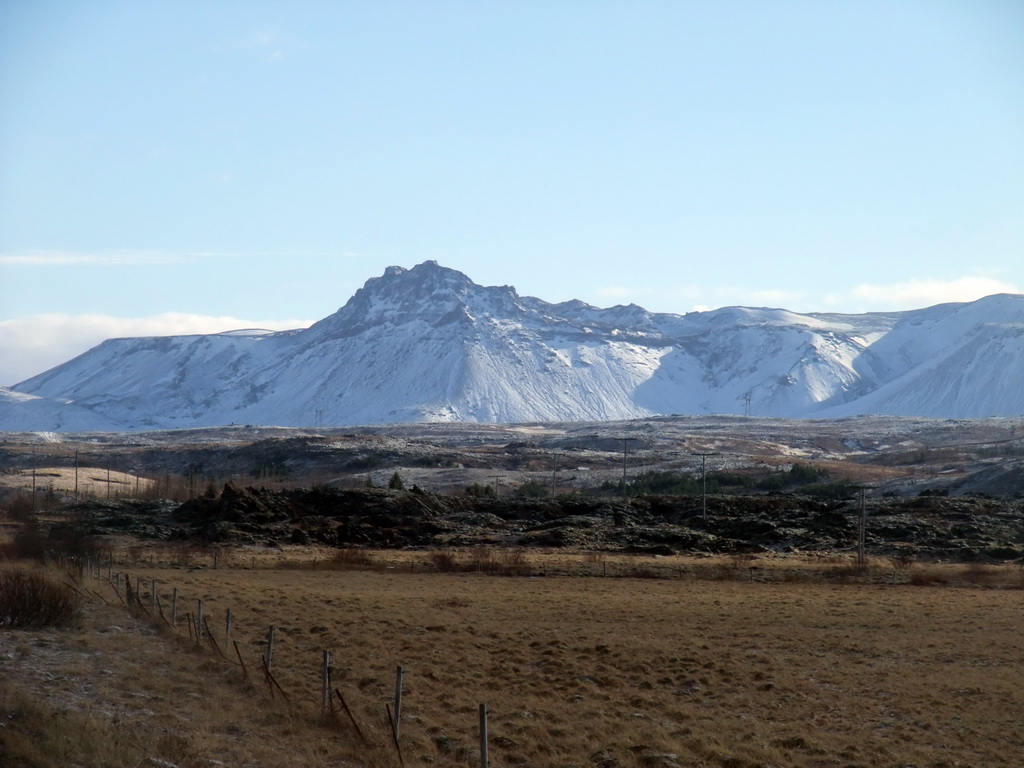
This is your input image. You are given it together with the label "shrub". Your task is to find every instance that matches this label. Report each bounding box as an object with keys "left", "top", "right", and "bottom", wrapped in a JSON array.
[
  {"left": 909, "top": 565, "right": 951, "bottom": 586},
  {"left": 0, "top": 518, "right": 48, "bottom": 562},
  {"left": 0, "top": 569, "right": 81, "bottom": 628},
  {"left": 430, "top": 548, "right": 530, "bottom": 575},
  {"left": 429, "top": 550, "right": 460, "bottom": 572},
  {"left": 789, "top": 462, "right": 829, "bottom": 484},
  {"left": 513, "top": 480, "right": 548, "bottom": 498},
  {"left": 464, "top": 482, "right": 494, "bottom": 497},
  {"left": 0, "top": 490, "right": 36, "bottom": 521},
  {"left": 622, "top": 470, "right": 707, "bottom": 496},
  {"left": 330, "top": 547, "right": 374, "bottom": 568}
]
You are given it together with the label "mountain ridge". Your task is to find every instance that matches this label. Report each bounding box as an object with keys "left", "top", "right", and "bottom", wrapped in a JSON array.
[{"left": 4, "top": 261, "right": 1023, "bottom": 432}]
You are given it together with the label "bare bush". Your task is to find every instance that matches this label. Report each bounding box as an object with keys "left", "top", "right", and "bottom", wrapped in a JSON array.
[
  {"left": 427, "top": 548, "right": 530, "bottom": 575},
  {"left": 960, "top": 562, "right": 1002, "bottom": 587},
  {"left": 329, "top": 547, "right": 375, "bottom": 569},
  {"left": 429, "top": 550, "right": 460, "bottom": 572},
  {"left": 0, "top": 569, "right": 81, "bottom": 628},
  {"left": 908, "top": 565, "right": 952, "bottom": 586},
  {"left": 0, "top": 490, "right": 36, "bottom": 521},
  {"left": 466, "top": 546, "right": 531, "bottom": 575}
]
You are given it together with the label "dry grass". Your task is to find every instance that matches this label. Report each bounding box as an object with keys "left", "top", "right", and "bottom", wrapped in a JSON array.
[
  {"left": 0, "top": 466, "right": 155, "bottom": 500},
  {"left": 4, "top": 554, "right": 1019, "bottom": 767}
]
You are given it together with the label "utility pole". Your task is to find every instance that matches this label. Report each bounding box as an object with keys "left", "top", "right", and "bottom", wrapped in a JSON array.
[
  {"left": 551, "top": 453, "right": 557, "bottom": 498},
  {"left": 620, "top": 437, "right": 637, "bottom": 491},
  {"left": 691, "top": 451, "right": 721, "bottom": 520},
  {"left": 857, "top": 486, "right": 868, "bottom": 566}
]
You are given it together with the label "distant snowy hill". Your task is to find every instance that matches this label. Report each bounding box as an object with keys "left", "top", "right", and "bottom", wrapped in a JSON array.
[
  {"left": 0, "top": 387, "right": 125, "bottom": 432},
  {"left": 4, "top": 261, "right": 1023, "bottom": 432}
]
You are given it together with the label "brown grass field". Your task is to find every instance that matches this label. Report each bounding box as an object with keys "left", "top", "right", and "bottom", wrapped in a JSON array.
[{"left": 2, "top": 550, "right": 1023, "bottom": 767}]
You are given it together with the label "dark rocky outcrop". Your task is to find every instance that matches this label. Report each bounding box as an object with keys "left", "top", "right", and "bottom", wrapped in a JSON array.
[{"left": 64, "top": 484, "right": 1024, "bottom": 561}]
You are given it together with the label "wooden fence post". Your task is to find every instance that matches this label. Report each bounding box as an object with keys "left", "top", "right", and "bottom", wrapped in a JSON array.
[
  {"left": 322, "top": 650, "right": 331, "bottom": 712},
  {"left": 225, "top": 608, "right": 232, "bottom": 643},
  {"left": 233, "top": 641, "right": 249, "bottom": 680},
  {"left": 393, "top": 665, "right": 404, "bottom": 740},
  {"left": 266, "top": 625, "right": 276, "bottom": 671},
  {"left": 857, "top": 488, "right": 867, "bottom": 566},
  {"left": 196, "top": 599, "right": 204, "bottom": 645},
  {"left": 479, "top": 703, "right": 488, "bottom": 768}
]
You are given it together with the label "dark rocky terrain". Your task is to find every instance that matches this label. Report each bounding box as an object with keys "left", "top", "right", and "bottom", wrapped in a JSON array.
[
  {"left": 61, "top": 481, "right": 1024, "bottom": 562},
  {"left": 5, "top": 415, "right": 1024, "bottom": 562}
]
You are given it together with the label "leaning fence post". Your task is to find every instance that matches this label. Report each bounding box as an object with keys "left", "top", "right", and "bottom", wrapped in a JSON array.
[
  {"left": 233, "top": 640, "right": 249, "bottom": 680},
  {"left": 393, "top": 665, "right": 404, "bottom": 740},
  {"left": 479, "top": 703, "right": 488, "bottom": 768},
  {"left": 266, "top": 625, "right": 276, "bottom": 671},
  {"left": 115, "top": 572, "right": 121, "bottom": 598},
  {"left": 322, "top": 650, "right": 331, "bottom": 713},
  {"left": 196, "top": 599, "right": 204, "bottom": 645}
]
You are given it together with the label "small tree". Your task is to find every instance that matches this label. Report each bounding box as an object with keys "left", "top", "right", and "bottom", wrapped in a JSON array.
[{"left": 388, "top": 471, "right": 404, "bottom": 490}]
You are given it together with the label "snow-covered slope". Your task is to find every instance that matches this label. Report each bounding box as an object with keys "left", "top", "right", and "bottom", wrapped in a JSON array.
[
  {"left": 0, "top": 387, "right": 125, "bottom": 432},
  {"left": 5, "top": 261, "right": 1024, "bottom": 431}
]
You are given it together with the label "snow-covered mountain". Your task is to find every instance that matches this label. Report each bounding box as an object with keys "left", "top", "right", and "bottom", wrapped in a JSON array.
[{"left": 5, "top": 261, "right": 1024, "bottom": 431}]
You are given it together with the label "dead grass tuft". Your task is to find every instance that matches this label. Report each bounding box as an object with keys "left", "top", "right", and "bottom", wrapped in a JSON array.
[{"left": 329, "top": 546, "right": 376, "bottom": 569}]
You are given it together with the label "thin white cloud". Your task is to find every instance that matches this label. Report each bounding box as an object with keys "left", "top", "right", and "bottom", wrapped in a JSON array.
[
  {"left": 848, "top": 276, "right": 1021, "bottom": 311},
  {"left": 236, "top": 28, "right": 301, "bottom": 62},
  {"left": 0, "top": 313, "right": 313, "bottom": 387},
  {"left": 0, "top": 250, "right": 194, "bottom": 267},
  {"left": 0, "top": 249, "right": 341, "bottom": 267},
  {"left": 594, "top": 276, "right": 1020, "bottom": 315}
]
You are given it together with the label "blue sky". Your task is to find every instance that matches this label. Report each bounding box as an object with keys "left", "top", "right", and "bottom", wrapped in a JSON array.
[{"left": 1, "top": 1, "right": 1022, "bottom": 385}]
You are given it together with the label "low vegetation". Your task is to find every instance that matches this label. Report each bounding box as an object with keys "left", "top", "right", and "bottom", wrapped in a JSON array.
[{"left": 0, "top": 568, "right": 81, "bottom": 628}]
